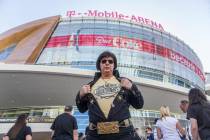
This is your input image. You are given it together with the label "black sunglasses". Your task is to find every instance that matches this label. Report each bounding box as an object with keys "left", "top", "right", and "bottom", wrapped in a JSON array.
[{"left": 101, "top": 59, "right": 114, "bottom": 64}]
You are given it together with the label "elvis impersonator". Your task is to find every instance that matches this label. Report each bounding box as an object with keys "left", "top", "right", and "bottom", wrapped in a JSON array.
[{"left": 76, "top": 51, "right": 144, "bottom": 140}]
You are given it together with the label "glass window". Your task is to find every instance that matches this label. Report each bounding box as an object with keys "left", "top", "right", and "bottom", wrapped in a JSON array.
[
  {"left": 0, "top": 45, "right": 16, "bottom": 61},
  {"left": 36, "top": 19, "right": 204, "bottom": 89}
]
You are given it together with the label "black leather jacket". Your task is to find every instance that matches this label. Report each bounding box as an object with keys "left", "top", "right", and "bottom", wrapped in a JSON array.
[{"left": 76, "top": 71, "right": 144, "bottom": 124}]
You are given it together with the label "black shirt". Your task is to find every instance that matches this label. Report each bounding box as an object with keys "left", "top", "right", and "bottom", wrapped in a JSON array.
[
  {"left": 7, "top": 125, "right": 32, "bottom": 140},
  {"left": 187, "top": 103, "right": 210, "bottom": 139},
  {"left": 51, "top": 113, "right": 78, "bottom": 139}
]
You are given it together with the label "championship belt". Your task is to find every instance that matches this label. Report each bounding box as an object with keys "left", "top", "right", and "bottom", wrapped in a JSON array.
[{"left": 97, "top": 121, "right": 119, "bottom": 134}]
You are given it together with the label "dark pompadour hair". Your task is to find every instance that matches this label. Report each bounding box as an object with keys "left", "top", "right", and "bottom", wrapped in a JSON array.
[{"left": 96, "top": 51, "right": 117, "bottom": 71}]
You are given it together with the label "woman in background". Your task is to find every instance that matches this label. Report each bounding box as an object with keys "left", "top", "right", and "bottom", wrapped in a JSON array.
[
  {"left": 187, "top": 88, "right": 210, "bottom": 140},
  {"left": 156, "top": 106, "right": 185, "bottom": 140},
  {"left": 3, "top": 113, "right": 32, "bottom": 140}
]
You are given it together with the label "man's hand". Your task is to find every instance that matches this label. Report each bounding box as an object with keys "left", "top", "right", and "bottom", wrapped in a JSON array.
[
  {"left": 120, "top": 78, "right": 132, "bottom": 90},
  {"left": 73, "top": 129, "right": 78, "bottom": 140},
  {"left": 80, "top": 85, "right": 91, "bottom": 98}
]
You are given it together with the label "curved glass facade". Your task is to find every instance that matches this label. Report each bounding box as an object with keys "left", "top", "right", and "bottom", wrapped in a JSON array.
[{"left": 36, "top": 17, "right": 205, "bottom": 89}]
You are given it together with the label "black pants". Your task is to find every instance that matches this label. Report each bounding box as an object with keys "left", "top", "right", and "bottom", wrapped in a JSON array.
[{"left": 86, "top": 131, "right": 141, "bottom": 140}]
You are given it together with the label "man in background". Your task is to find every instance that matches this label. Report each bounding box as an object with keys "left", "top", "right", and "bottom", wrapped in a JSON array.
[
  {"left": 51, "top": 105, "right": 78, "bottom": 140},
  {"left": 180, "top": 100, "right": 189, "bottom": 113},
  {"left": 180, "top": 100, "right": 192, "bottom": 140}
]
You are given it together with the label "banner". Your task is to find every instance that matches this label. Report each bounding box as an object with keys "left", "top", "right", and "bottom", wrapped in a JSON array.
[{"left": 46, "top": 34, "right": 205, "bottom": 81}]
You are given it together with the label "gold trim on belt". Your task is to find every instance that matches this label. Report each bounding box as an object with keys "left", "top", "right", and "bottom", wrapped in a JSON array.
[
  {"left": 97, "top": 121, "right": 119, "bottom": 134},
  {"left": 89, "top": 119, "right": 131, "bottom": 134}
]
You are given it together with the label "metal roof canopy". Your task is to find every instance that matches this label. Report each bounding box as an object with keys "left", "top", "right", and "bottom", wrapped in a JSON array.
[{"left": 0, "top": 64, "right": 189, "bottom": 113}]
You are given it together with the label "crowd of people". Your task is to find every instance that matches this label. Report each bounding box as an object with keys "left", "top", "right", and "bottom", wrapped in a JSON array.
[{"left": 2, "top": 51, "right": 210, "bottom": 140}]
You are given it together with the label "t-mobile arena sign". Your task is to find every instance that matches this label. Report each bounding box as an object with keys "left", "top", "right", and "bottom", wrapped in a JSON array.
[{"left": 66, "top": 10, "right": 164, "bottom": 31}]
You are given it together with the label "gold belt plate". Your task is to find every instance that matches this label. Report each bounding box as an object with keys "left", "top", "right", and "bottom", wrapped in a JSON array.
[{"left": 97, "top": 121, "right": 119, "bottom": 134}]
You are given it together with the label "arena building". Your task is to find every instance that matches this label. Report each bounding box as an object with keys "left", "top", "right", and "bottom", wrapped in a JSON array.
[{"left": 0, "top": 13, "right": 206, "bottom": 138}]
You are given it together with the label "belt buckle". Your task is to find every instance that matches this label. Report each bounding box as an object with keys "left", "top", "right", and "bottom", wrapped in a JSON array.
[{"left": 97, "top": 121, "right": 119, "bottom": 134}]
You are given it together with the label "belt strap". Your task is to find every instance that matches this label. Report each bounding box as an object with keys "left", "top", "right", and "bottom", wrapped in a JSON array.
[
  {"left": 119, "top": 118, "right": 131, "bottom": 127},
  {"left": 89, "top": 122, "right": 97, "bottom": 130}
]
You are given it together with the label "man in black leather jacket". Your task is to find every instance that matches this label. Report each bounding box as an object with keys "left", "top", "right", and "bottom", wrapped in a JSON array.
[{"left": 76, "top": 51, "right": 144, "bottom": 140}]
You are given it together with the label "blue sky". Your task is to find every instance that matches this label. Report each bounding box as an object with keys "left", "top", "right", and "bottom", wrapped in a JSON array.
[{"left": 0, "top": 0, "right": 210, "bottom": 73}]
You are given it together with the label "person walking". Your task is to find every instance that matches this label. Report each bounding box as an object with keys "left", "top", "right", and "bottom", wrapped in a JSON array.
[
  {"left": 156, "top": 106, "right": 185, "bottom": 140},
  {"left": 187, "top": 88, "right": 210, "bottom": 140},
  {"left": 145, "top": 127, "right": 154, "bottom": 140},
  {"left": 76, "top": 51, "right": 144, "bottom": 140},
  {"left": 179, "top": 100, "right": 192, "bottom": 140},
  {"left": 51, "top": 105, "right": 78, "bottom": 140},
  {"left": 3, "top": 113, "right": 32, "bottom": 140}
]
